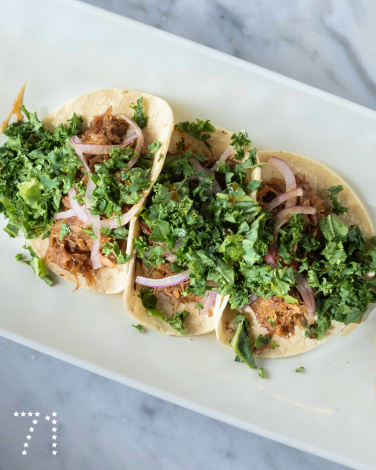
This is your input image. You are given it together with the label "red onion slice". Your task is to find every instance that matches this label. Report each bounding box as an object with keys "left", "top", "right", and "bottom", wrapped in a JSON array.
[
  {"left": 70, "top": 130, "right": 138, "bottom": 156},
  {"left": 71, "top": 136, "right": 90, "bottom": 173},
  {"left": 136, "top": 271, "right": 190, "bottom": 288},
  {"left": 212, "top": 179, "right": 222, "bottom": 194},
  {"left": 190, "top": 157, "right": 205, "bottom": 180},
  {"left": 68, "top": 187, "right": 89, "bottom": 225},
  {"left": 275, "top": 205, "right": 317, "bottom": 222},
  {"left": 268, "top": 156, "right": 297, "bottom": 208},
  {"left": 100, "top": 195, "right": 146, "bottom": 229},
  {"left": 266, "top": 188, "right": 303, "bottom": 212},
  {"left": 117, "top": 113, "right": 144, "bottom": 169},
  {"left": 201, "top": 290, "right": 217, "bottom": 315},
  {"left": 295, "top": 274, "right": 315, "bottom": 325},
  {"left": 207, "top": 145, "right": 233, "bottom": 175},
  {"left": 53, "top": 209, "right": 75, "bottom": 221}
]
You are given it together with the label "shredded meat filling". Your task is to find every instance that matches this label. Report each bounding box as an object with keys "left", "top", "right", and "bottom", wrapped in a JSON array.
[
  {"left": 46, "top": 107, "right": 131, "bottom": 288},
  {"left": 252, "top": 173, "right": 327, "bottom": 349},
  {"left": 141, "top": 262, "right": 202, "bottom": 306}
]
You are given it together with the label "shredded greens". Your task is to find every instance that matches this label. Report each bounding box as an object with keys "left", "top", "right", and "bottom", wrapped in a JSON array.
[{"left": 134, "top": 123, "right": 376, "bottom": 372}]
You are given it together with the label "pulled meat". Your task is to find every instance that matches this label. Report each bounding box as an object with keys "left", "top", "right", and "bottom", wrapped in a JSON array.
[
  {"left": 46, "top": 216, "right": 96, "bottom": 291},
  {"left": 252, "top": 173, "right": 327, "bottom": 349},
  {"left": 142, "top": 262, "right": 202, "bottom": 305},
  {"left": 82, "top": 106, "right": 131, "bottom": 172},
  {"left": 252, "top": 292, "right": 307, "bottom": 339},
  {"left": 46, "top": 107, "right": 132, "bottom": 288},
  {"left": 257, "top": 174, "right": 327, "bottom": 222}
]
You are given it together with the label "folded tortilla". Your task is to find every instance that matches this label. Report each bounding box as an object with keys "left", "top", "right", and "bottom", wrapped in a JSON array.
[
  {"left": 123, "top": 126, "right": 261, "bottom": 335},
  {"left": 30, "top": 89, "right": 174, "bottom": 294},
  {"left": 215, "top": 150, "right": 374, "bottom": 356}
]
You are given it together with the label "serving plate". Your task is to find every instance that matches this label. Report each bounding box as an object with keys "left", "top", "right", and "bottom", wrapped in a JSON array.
[{"left": 1, "top": 1, "right": 375, "bottom": 468}]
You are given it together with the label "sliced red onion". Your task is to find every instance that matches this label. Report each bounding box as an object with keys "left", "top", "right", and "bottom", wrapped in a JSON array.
[
  {"left": 117, "top": 113, "right": 144, "bottom": 157},
  {"left": 249, "top": 293, "right": 258, "bottom": 304},
  {"left": 275, "top": 205, "right": 317, "bottom": 222},
  {"left": 68, "top": 187, "right": 89, "bottom": 225},
  {"left": 90, "top": 237, "right": 102, "bottom": 270},
  {"left": 71, "top": 136, "right": 90, "bottom": 173},
  {"left": 190, "top": 157, "right": 205, "bottom": 180},
  {"left": 53, "top": 209, "right": 75, "bottom": 221},
  {"left": 212, "top": 179, "right": 222, "bottom": 194},
  {"left": 268, "top": 156, "right": 297, "bottom": 208},
  {"left": 100, "top": 195, "right": 146, "bottom": 229},
  {"left": 201, "top": 290, "right": 217, "bottom": 315},
  {"left": 295, "top": 274, "right": 315, "bottom": 325},
  {"left": 163, "top": 252, "right": 177, "bottom": 263},
  {"left": 207, "top": 145, "right": 233, "bottom": 175},
  {"left": 136, "top": 271, "right": 190, "bottom": 288},
  {"left": 266, "top": 188, "right": 303, "bottom": 212},
  {"left": 266, "top": 206, "right": 317, "bottom": 268},
  {"left": 70, "top": 130, "right": 138, "bottom": 156}
]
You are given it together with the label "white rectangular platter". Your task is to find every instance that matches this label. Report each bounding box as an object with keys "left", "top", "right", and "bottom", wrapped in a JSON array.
[{"left": 0, "top": 1, "right": 375, "bottom": 468}]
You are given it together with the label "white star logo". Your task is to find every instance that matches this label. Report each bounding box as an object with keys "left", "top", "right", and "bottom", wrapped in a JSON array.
[
  {"left": 45, "top": 415, "right": 50, "bottom": 421},
  {"left": 52, "top": 411, "right": 57, "bottom": 417},
  {"left": 14, "top": 412, "right": 19, "bottom": 417},
  {"left": 22, "top": 450, "right": 27, "bottom": 455},
  {"left": 52, "top": 442, "right": 57, "bottom": 447},
  {"left": 35, "top": 412, "right": 40, "bottom": 417},
  {"left": 29, "top": 427, "right": 34, "bottom": 432},
  {"left": 28, "top": 412, "right": 33, "bottom": 416},
  {"left": 52, "top": 419, "right": 57, "bottom": 424},
  {"left": 52, "top": 435, "right": 57, "bottom": 440},
  {"left": 21, "top": 412, "right": 26, "bottom": 417},
  {"left": 52, "top": 450, "right": 57, "bottom": 455},
  {"left": 26, "top": 435, "right": 31, "bottom": 440},
  {"left": 23, "top": 443, "right": 29, "bottom": 448},
  {"left": 52, "top": 427, "right": 57, "bottom": 432},
  {"left": 32, "top": 420, "right": 38, "bottom": 424}
]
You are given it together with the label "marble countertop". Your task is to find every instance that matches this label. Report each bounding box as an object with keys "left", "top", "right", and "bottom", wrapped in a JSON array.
[{"left": 2, "top": 0, "right": 375, "bottom": 469}]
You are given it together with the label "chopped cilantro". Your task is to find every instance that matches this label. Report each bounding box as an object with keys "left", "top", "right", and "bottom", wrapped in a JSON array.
[
  {"left": 195, "top": 303, "right": 204, "bottom": 309},
  {"left": 147, "top": 140, "right": 162, "bottom": 153},
  {"left": 270, "top": 341, "right": 280, "bottom": 349},
  {"left": 81, "top": 228, "right": 97, "bottom": 239},
  {"left": 101, "top": 241, "right": 130, "bottom": 264},
  {"left": 230, "top": 131, "right": 252, "bottom": 161},
  {"left": 130, "top": 97, "right": 148, "bottom": 129},
  {"left": 59, "top": 221, "right": 71, "bottom": 241},
  {"left": 132, "top": 324, "right": 143, "bottom": 333},
  {"left": 327, "top": 185, "right": 348, "bottom": 216},
  {"left": 0, "top": 106, "right": 83, "bottom": 239},
  {"left": 258, "top": 368, "right": 265, "bottom": 379},
  {"left": 100, "top": 226, "right": 129, "bottom": 240},
  {"left": 254, "top": 334, "right": 271, "bottom": 349},
  {"left": 230, "top": 313, "right": 257, "bottom": 370},
  {"left": 176, "top": 119, "right": 216, "bottom": 149},
  {"left": 15, "top": 253, "right": 23, "bottom": 261},
  {"left": 267, "top": 317, "right": 276, "bottom": 327},
  {"left": 18, "top": 244, "right": 52, "bottom": 286},
  {"left": 295, "top": 366, "right": 305, "bottom": 373}
]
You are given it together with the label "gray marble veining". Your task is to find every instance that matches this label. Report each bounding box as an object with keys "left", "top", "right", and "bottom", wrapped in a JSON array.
[
  {"left": 82, "top": 0, "right": 376, "bottom": 111},
  {"left": 0, "top": 337, "right": 346, "bottom": 470},
  {"left": 2, "top": 0, "right": 375, "bottom": 468}
]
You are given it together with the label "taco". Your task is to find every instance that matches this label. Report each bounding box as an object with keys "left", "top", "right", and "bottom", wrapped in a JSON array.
[
  {"left": 123, "top": 120, "right": 261, "bottom": 335},
  {"left": 215, "top": 150, "right": 376, "bottom": 364},
  {"left": 0, "top": 89, "right": 173, "bottom": 293}
]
